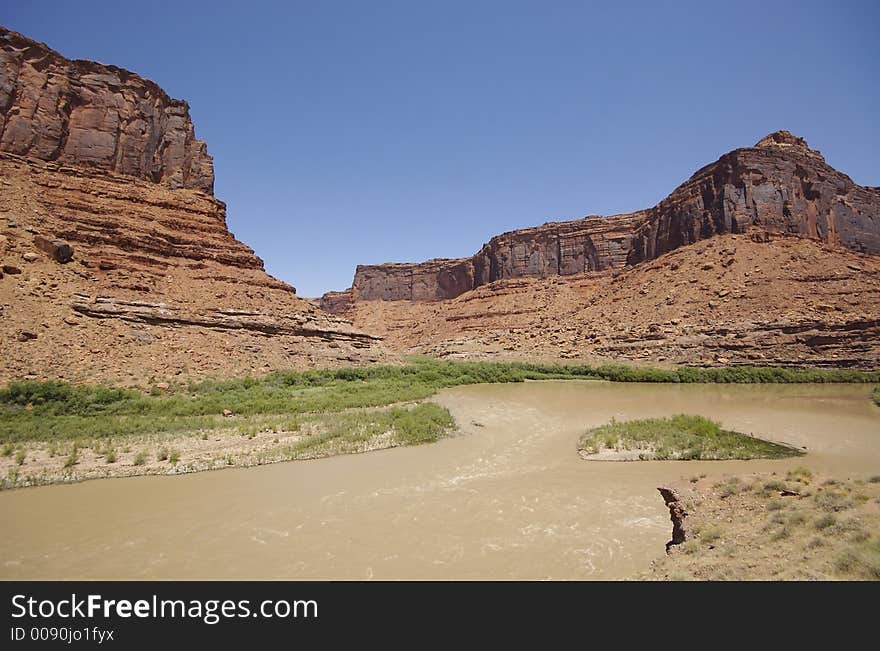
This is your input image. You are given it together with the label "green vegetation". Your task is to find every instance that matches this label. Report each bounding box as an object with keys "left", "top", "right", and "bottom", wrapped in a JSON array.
[
  {"left": 280, "top": 402, "right": 454, "bottom": 459},
  {"left": 579, "top": 414, "right": 803, "bottom": 460},
  {"left": 874, "top": 386, "right": 880, "bottom": 406},
  {"left": 63, "top": 447, "right": 79, "bottom": 469},
  {"left": 1, "top": 359, "right": 876, "bottom": 444}
]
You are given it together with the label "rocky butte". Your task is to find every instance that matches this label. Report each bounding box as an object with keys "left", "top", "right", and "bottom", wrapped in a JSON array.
[
  {"left": 0, "top": 26, "right": 384, "bottom": 385},
  {"left": 324, "top": 132, "right": 880, "bottom": 369}
]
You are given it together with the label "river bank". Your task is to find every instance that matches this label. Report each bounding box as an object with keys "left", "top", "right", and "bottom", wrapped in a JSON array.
[{"left": 1, "top": 359, "right": 878, "bottom": 489}]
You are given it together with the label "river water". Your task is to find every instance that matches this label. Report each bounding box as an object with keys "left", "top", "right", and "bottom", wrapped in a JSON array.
[{"left": 1, "top": 381, "right": 878, "bottom": 580}]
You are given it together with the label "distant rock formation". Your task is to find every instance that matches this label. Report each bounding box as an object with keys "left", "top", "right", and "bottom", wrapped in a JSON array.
[
  {"left": 322, "top": 130, "right": 880, "bottom": 311},
  {"left": 0, "top": 26, "right": 214, "bottom": 193}
]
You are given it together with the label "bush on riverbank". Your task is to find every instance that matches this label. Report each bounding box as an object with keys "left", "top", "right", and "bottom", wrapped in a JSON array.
[{"left": 578, "top": 414, "right": 803, "bottom": 461}]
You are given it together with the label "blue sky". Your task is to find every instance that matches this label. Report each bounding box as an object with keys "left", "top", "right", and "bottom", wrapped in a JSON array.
[{"left": 3, "top": 1, "right": 878, "bottom": 296}]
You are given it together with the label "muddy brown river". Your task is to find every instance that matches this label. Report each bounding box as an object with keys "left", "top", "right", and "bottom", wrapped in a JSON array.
[{"left": 2, "top": 382, "right": 878, "bottom": 580}]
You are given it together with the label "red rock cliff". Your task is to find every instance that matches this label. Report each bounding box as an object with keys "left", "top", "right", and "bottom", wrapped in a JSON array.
[
  {"left": 628, "top": 130, "right": 880, "bottom": 263},
  {"left": 0, "top": 26, "right": 385, "bottom": 384},
  {"left": 322, "top": 130, "right": 879, "bottom": 310},
  {"left": 0, "top": 26, "right": 214, "bottom": 193}
]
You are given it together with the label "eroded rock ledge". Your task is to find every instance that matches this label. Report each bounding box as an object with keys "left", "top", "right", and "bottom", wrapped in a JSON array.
[{"left": 72, "top": 296, "right": 380, "bottom": 346}]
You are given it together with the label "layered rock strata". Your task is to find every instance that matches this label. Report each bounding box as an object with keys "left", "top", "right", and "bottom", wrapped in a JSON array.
[
  {"left": 0, "top": 27, "right": 385, "bottom": 384},
  {"left": 0, "top": 26, "right": 213, "bottom": 192}
]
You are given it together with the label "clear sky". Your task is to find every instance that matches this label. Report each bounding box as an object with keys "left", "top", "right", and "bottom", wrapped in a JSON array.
[{"left": 2, "top": 1, "right": 878, "bottom": 296}]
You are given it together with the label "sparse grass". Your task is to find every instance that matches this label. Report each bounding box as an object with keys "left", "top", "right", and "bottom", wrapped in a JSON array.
[
  {"left": 764, "top": 479, "right": 787, "bottom": 491},
  {"left": 770, "top": 526, "right": 791, "bottom": 541},
  {"left": 715, "top": 477, "right": 744, "bottom": 498},
  {"left": 835, "top": 539, "right": 880, "bottom": 580},
  {"left": 815, "top": 514, "right": 837, "bottom": 530},
  {"left": 786, "top": 466, "right": 813, "bottom": 483},
  {"left": 168, "top": 449, "right": 180, "bottom": 465},
  {"left": 787, "top": 512, "right": 808, "bottom": 526},
  {"left": 578, "top": 414, "right": 802, "bottom": 460},
  {"left": 14, "top": 449, "right": 25, "bottom": 466},
  {"left": 815, "top": 490, "right": 854, "bottom": 513},
  {"left": 63, "top": 447, "right": 78, "bottom": 469},
  {"left": 156, "top": 448, "right": 169, "bottom": 462},
  {"left": 104, "top": 448, "right": 117, "bottom": 464},
  {"left": 697, "top": 524, "right": 722, "bottom": 544},
  {"left": 133, "top": 451, "right": 147, "bottom": 466}
]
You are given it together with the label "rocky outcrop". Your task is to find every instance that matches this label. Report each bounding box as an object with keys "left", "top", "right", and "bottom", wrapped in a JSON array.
[
  {"left": 658, "top": 487, "right": 688, "bottom": 552},
  {"left": 324, "top": 131, "right": 880, "bottom": 310},
  {"left": 33, "top": 235, "right": 72, "bottom": 263},
  {"left": 0, "top": 26, "right": 213, "bottom": 192}
]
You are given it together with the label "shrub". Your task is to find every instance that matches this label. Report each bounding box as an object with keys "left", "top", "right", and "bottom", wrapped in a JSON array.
[
  {"left": 63, "top": 447, "right": 79, "bottom": 468},
  {"left": 835, "top": 540, "right": 880, "bottom": 580}
]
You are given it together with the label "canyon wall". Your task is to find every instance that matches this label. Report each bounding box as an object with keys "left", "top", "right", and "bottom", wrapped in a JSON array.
[
  {"left": 0, "top": 26, "right": 213, "bottom": 192},
  {"left": 0, "top": 26, "right": 384, "bottom": 385},
  {"left": 628, "top": 130, "right": 880, "bottom": 264},
  {"left": 323, "top": 130, "right": 880, "bottom": 311}
]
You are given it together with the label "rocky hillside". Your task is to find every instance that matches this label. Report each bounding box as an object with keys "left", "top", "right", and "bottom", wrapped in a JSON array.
[
  {"left": 0, "top": 27, "right": 384, "bottom": 385},
  {"left": 319, "top": 130, "right": 879, "bottom": 369},
  {"left": 340, "top": 233, "right": 880, "bottom": 368},
  {"left": 322, "top": 131, "right": 879, "bottom": 309}
]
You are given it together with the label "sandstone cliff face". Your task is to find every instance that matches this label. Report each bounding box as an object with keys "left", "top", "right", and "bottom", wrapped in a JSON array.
[
  {"left": 0, "top": 27, "right": 213, "bottom": 193},
  {"left": 324, "top": 131, "right": 880, "bottom": 310},
  {"left": 628, "top": 130, "right": 880, "bottom": 264},
  {"left": 0, "top": 27, "right": 385, "bottom": 384},
  {"left": 331, "top": 212, "right": 647, "bottom": 308}
]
